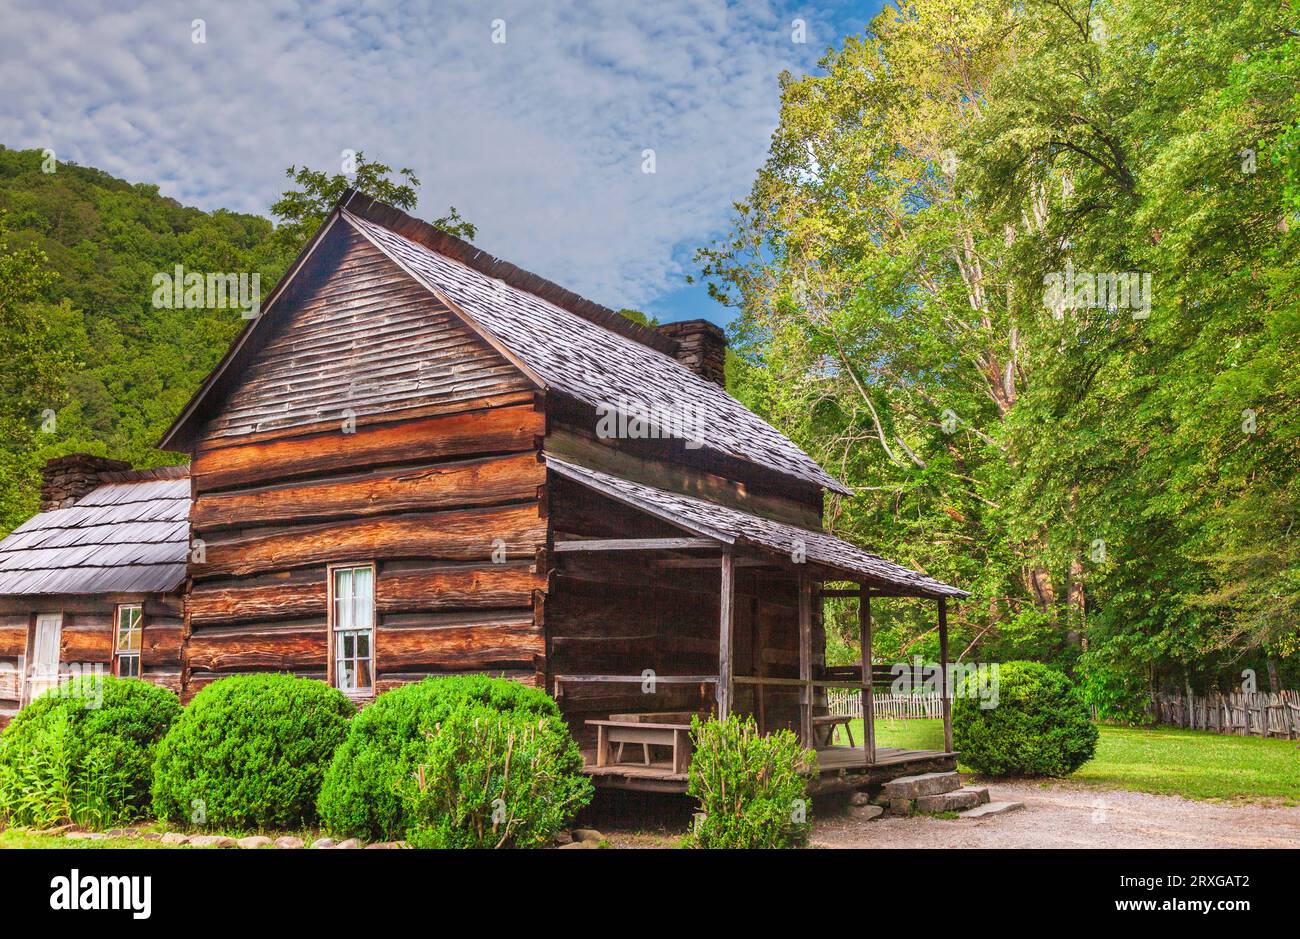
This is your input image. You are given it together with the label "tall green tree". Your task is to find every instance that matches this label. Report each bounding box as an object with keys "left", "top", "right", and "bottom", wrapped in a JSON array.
[{"left": 703, "top": 0, "right": 1300, "bottom": 705}]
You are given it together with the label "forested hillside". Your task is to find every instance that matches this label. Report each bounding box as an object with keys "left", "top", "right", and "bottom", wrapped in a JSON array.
[
  {"left": 706, "top": 0, "right": 1300, "bottom": 711},
  {"left": 0, "top": 145, "right": 287, "bottom": 531}
]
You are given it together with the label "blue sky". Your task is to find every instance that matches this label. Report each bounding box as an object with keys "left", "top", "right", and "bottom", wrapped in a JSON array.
[{"left": 1, "top": 0, "right": 885, "bottom": 326}]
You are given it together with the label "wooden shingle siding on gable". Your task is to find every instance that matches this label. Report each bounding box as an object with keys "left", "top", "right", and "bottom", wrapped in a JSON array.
[
  {"left": 183, "top": 222, "right": 549, "bottom": 701},
  {"left": 200, "top": 223, "right": 532, "bottom": 442}
]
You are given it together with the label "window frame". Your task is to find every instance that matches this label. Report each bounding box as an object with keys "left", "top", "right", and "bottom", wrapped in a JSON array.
[
  {"left": 327, "top": 562, "right": 376, "bottom": 697},
  {"left": 113, "top": 604, "right": 143, "bottom": 678}
]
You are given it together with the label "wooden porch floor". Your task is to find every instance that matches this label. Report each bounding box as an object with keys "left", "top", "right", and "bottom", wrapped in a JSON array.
[{"left": 581, "top": 745, "right": 958, "bottom": 794}]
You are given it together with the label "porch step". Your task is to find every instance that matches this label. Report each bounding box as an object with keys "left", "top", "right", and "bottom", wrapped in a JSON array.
[
  {"left": 879, "top": 771, "right": 962, "bottom": 801},
  {"left": 914, "top": 786, "right": 988, "bottom": 814},
  {"left": 958, "top": 800, "right": 1025, "bottom": 819}
]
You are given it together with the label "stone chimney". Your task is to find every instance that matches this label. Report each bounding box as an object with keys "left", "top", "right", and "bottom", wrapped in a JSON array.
[
  {"left": 39, "top": 454, "right": 132, "bottom": 511},
  {"left": 656, "top": 319, "right": 727, "bottom": 388}
]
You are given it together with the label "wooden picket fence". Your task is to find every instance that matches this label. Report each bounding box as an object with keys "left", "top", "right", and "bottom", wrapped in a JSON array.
[
  {"left": 1150, "top": 690, "right": 1300, "bottom": 739},
  {"left": 827, "top": 688, "right": 945, "bottom": 720}
]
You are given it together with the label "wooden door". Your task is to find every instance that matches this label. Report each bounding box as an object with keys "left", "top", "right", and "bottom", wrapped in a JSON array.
[{"left": 24, "top": 613, "right": 62, "bottom": 705}]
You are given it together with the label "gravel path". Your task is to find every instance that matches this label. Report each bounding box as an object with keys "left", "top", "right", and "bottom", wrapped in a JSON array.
[{"left": 812, "top": 780, "right": 1300, "bottom": 849}]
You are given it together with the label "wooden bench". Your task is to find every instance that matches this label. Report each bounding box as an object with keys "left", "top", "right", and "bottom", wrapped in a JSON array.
[
  {"left": 587, "top": 712, "right": 702, "bottom": 775},
  {"left": 812, "top": 714, "right": 855, "bottom": 748}
]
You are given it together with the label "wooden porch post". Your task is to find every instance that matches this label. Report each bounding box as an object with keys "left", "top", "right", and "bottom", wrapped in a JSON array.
[
  {"left": 798, "top": 572, "right": 813, "bottom": 748},
  {"left": 859, "top": 585, "right": 876, "bottom": 765},
  {"left": 718, "top": 549, "right": 735, "bottom": 719},
  {"left": 938, "top": 597, "right": 953, "bottom": 753}
]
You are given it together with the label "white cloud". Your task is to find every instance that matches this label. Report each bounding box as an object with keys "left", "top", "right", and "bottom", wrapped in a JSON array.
[{"left": 0, "top": 0, "right": 856, "bottom": 311}]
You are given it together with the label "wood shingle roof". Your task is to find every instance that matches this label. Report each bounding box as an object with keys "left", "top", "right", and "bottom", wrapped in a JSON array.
[
  {"left": 546, "top": 457, "right": 966, "bottom": 598},
  {"left": 0, "top": 467, "right": 190, "bottom": 595}
]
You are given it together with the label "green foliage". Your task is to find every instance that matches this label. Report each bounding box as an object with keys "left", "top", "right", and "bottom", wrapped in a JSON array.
[
  {"left": 699, "top": 0, "right": 1300, "bottom": 690},
  {"left": 400, "top": 701, "right": 591, "bottom": 849},
  {"left": 0, "top": 145, "right": 282, "bottom": 532},
  {"left": 1078, "top": 652, "right": 1155, "bottom": 725},
  {"left": 269, "top": 152, "right": 475, "bottom": 258},
  {"left": 269, "top": 152, "right": 422, "bottom": 257},
  {"left": 317, "top": 675, "right": 564, "bottom": 841},
  {"left": 684, "top": 714, "right": 817, "bottom": 849},
  {"left": 0, "top": 675, "right": 180, "bottom": 829},
  {"left": 151, "top": 674, "right": 353, "bottom": 831},
  {"left": 953, "top": 661, "right": 1099, "bottom": 776}
]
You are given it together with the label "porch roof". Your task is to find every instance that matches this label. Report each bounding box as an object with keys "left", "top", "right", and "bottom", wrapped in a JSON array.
[{"left": 545, "top": 457, "right": 967, "bottom": 599}]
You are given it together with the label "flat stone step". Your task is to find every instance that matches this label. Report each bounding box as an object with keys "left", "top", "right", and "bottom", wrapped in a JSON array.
[
  {"left": 958, "top": 801, "right": 1025, "bottom": 819},
  {"left": 964, "top": 786, "right": 990, "bottom": 805},
  {"left": 915, "top": 788, "right": 983, "bottom": 813},
  {"left": 880, "top": 771, "right": 962, "bottom": 800}
]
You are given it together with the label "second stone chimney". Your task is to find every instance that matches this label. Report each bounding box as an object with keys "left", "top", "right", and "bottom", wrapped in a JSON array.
[
  {"left": 39, "top": 454, "right": 132, "bottom": 511},
  {"left": 656, "top": 319, "right": 727, "bottom": 388}
]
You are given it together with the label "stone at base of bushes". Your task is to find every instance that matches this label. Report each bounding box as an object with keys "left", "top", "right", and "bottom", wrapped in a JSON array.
[
  {"left": 333, "top": 838, "right": 361, "bottom": 849},
  {"left": 237, "top": 836, "right": 273, "bottom": 849},
  {"left": 558, "top": 840, "right": 598, "bottom": 849},
  {"left": 274, "top": 836, "right": 305, "bottom": 849},
  {"left": 364, "top": 841, "right": 407, "bottom": 849},
  {"left": 189, "top": 835, "right": 236, "bottom": 848},
  {"left": 571, "top": 828, "right": 603, "bottom": 844},
  {"left": 554, "top": 830, "right": 574, "bottom": 845},
  {"left": 66, "top": 831, "right": 109, "bottom": 840},
  {"left": 160, "top": 832, "right": 189, "bottom": 845},
  {"left": 312, "top": 837, "right": 337, "bottom": 849}
]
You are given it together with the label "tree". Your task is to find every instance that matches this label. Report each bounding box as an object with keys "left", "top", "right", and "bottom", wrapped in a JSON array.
[
  {"left": 269, "top": 152, "right": 475, "bottom": 259},
  {"left": 700, "top": 0, "right": 1300, "bottom": 701},
  {"left": 0, "top": 217, "right": 74, "bottom": 530}
]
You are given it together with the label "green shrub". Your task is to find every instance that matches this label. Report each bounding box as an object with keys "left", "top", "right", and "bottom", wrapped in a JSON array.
[
  {"left": 685, "top": 714, "right": 817, "bottom": 849},
  {"left": 151, "top": 674, "right": 353, "bottom": 830},
  {"left": 400, "top": 701, "right": 591, "bottom": 848},
  {"left": 953, "top": 660, "right": 1099, "bottom": 776},
  {"left": 0, "top": 674, "right": 180, "bottom": 829},
  {"left": 1077, "top": 654, "right": 1153, "bottom": 725},
  {"left": 318, "top": 675, "right": 566, "bottom": 841}
]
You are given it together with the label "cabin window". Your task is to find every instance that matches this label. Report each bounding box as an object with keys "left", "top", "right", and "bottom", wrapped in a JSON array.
[
  {"left": 330, "top": 565, "right": 374, "bottom": 693},
  {"left": 114, "top": 605, "right": 143, "bottom": 678}
]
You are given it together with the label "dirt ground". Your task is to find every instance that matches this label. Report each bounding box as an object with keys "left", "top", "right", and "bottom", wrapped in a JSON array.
[
  {"left": 811, "top": 779, "right": 1300, "bottom": 849},
  {"left": 597, "top": 779, "right": 1300, "bottom": 849}
]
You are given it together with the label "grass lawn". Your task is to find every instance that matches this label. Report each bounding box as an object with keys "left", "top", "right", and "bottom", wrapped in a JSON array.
[{"left": 839, "top": 717, "right": 1300, "bottom": 805}]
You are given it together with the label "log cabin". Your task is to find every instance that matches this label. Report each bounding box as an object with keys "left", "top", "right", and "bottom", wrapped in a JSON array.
[
  {"left": 3, "top": 191, "right": 968, "bottom": 791},
  {"left": 0, "top": 456, "right": 188, "bottom": 724}
]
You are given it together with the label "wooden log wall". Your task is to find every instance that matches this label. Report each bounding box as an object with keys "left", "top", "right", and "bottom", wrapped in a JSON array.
[
  {"left": 0, "top": 593, "right": 185, "bottom": 725},
  {"left": 184, "top": 229, "right": 549, "bottom": 701},
  {"left": 186, "top": 405, "right": 548, "bottom": 701}
]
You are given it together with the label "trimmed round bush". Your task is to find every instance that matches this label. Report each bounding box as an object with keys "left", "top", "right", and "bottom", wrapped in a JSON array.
[
  {"left": 0, "top": 674, "right": 180, "bottom": 829},
  {"left": 318, "top": 675, "right": 568, "bottom": 841},
  {"left": 953, "top": 660, "right": 1099, "bottom": 776},
  {"left": 685, "top": 714, "right": 817, "bottom": 849},
  {"left": 400, "top": 701, "right": 592, "bottom": 848},
  {"left": 151, "top": 674, "right": 354, "bottom": 830}
]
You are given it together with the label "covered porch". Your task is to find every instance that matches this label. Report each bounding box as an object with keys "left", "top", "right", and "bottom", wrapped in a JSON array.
[{"left": 543, "top": 458, "right": 967, "bottom": 795}]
